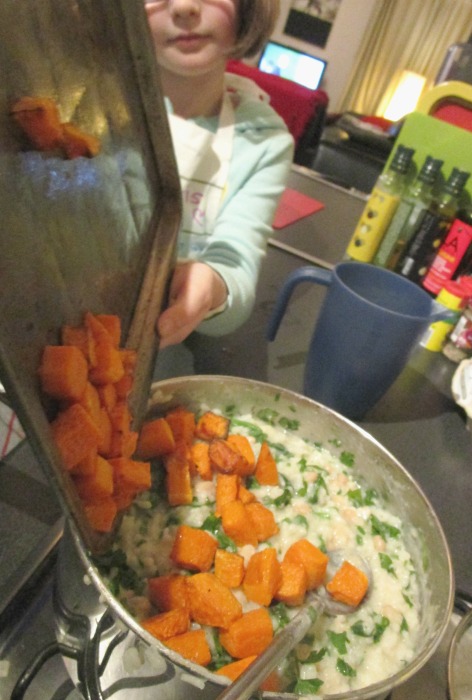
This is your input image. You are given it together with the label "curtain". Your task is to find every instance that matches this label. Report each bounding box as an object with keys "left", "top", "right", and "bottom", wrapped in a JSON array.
[{"left": 338, "top": 0, "right": 472, "bottom": 115}]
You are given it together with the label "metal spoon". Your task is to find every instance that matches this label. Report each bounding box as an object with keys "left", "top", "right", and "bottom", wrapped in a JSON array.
[{"left": 216, "top": 551, "right": 371, "bottom": 700}]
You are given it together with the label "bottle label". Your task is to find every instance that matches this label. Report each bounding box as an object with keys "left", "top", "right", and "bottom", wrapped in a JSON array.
[
  {"left": 420, "top": 314, "right": 461, "bottom": 351},
  {"left": 398, "top": 210, "right": 451, "bottom": 281},
  {"left": 374, "top": 199, "right": 414, "bottom": 266},
  {"left": 385, "top": 204, "right": 428, "bottom": 271},
  {"left": 346, "top": 189, "right": 400, "bottom": 263},
  {"left": 422, "top": 218, "right": 472, "bottom": 294}
]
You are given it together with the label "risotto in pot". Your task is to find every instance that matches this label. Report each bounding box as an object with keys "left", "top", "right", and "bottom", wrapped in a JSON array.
[{"left": 96, "top": 400, "right": 421, "bottom": 696}]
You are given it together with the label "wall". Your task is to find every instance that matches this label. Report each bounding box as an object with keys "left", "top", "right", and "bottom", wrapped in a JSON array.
[{"left": 263, "top": 0, "right": 378, "bottom": 112}]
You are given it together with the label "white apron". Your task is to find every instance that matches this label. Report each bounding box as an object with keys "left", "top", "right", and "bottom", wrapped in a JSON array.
[{"left": 169, "top": 92, "right": 235, "bottom": 258}]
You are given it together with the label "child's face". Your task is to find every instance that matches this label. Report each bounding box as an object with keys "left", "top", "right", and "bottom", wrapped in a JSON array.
[{"left": 146, "top": 0, "right": 239, "bottom": 79}]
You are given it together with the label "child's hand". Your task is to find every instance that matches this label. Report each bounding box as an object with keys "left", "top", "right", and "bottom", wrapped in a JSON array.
[{"left": 157, "top": 261, "right": 228, "bottom": 348}]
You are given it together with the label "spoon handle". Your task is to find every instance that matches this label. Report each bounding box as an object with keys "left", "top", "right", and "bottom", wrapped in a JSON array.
[{"left": 216, "top": 603, "right": 318, "bottom": 700}]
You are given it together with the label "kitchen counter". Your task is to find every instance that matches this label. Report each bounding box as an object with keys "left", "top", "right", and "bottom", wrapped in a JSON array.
[{"left": 1, "top": 166, "right": 471, "bottom": 698}]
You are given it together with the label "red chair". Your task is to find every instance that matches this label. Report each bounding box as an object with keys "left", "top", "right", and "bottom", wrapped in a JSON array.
[{"left": 226, "top": 59, "right": 329, "bottom": 165}]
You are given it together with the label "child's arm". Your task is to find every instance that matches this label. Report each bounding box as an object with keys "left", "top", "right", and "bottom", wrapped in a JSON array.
[
  {"left": 157, "top": 261, "right": 228, "bottom": 349},
  {"left": 197, "top": 126, "right": 294, "bottom": 337}
]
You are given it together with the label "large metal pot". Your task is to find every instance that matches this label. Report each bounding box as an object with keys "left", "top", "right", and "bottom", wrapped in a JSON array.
[{"left": 54, "top": 375, "right": 454, "bottom": 700}]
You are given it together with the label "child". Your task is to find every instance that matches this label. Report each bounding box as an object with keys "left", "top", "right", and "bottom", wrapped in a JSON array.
[{"left": 145, "top": 0, "right": 294, "bottom": 348}]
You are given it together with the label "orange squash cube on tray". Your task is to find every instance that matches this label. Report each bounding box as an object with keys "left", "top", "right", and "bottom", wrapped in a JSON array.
[
  {"left": 50, "top": 403, "right": 100, "bottom": 471},
  {"left": 11, "top": 96, "right": 64, "bottom": 151},
  {"left": 84, "top": 497, "right": 117, "bottom": 533},
  {"left": 39, "top": 311, "right": 146, "bottom": 533},
  {"left": 38, "top": 345, "right": 88, "bottom": 402}
]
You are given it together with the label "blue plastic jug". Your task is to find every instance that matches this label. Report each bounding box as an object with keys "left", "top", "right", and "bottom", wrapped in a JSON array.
[{"left": 268, "top": 262, "right": 449, "bottom": 419}]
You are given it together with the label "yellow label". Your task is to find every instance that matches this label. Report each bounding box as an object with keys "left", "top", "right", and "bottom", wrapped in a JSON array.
[{"left": 346, "top": 189, "right": 400, "bottom": 262}]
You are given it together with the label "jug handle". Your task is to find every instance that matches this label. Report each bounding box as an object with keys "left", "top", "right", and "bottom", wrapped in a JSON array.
[
  {"left": 267, "top": 265, "right": 333, "bottom": 341},
  {"left": 430, "top": 300, "right": 458, "bottom": 323}
]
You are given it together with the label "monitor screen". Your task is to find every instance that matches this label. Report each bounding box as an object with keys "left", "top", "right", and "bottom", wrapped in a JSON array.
[{"left": 258, "top": 41, "right": 327, "bottom": 90}]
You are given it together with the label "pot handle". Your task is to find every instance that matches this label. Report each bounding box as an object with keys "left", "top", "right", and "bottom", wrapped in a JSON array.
[{"left": 267, "top": 265, "right": 333, "bottom": 341}]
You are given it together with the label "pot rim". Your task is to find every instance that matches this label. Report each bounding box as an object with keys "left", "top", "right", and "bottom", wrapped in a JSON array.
[{"left": 65, "top": 374, "right": 455, "bottom": 699}]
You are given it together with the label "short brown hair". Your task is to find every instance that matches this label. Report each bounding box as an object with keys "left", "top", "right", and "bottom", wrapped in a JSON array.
[{"left": 231, "top": 0, "right": 280, "bottom": 59}]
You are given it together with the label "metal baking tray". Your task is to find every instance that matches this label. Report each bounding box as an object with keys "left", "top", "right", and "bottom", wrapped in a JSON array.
[{"left": 0, "top": 0, "right": 181, "bottom": 553}]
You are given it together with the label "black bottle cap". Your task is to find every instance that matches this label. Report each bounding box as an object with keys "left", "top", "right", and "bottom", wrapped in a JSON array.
[
  {"left": 418, "top": 156, "right": 444, "bottom": 184},
  {"left": 444, "top": 168, "right": 470, "bottom": 195},
  {"left": 390, "top": 145, "right": 415, "bottom": 174}
]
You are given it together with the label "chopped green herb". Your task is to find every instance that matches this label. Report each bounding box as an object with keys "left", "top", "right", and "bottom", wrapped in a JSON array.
[
  {"left": 356, "top": 525, "right": 365, "bottom": 545},
  {"left": 307, "top": 474, "right": 328, "bottom": 504},
  {"left": 269, "top": 602, "right": 290, "bottom": 629},
  {"left": 230, "top": 418, "right": 267, "bottom": 443},
  {"left": 278, "top": 416, "right": 300, "bottom": 431},
  {"left": 350, "top": 621, "right": 370, "bottom": 638},
  {"left": 370, "top": 514, "right": 400, "bottom": 541},
  {"left": 201, "top": 514, "right": 237, "bottom": 551},
  {"left": 207, "top": 631, "right": 233, "bottom": 670},
  {"left": 348, "top": 487, "right": 378, "bottom": 507},
  {"left": 244, "top": 477, "right": 258, "bottom": 492},
  {"left": 400, "top": 616, "right": 409, "bottom": 632},
  {"left": 379, "top": 552, "right": 396, "bottom": 576},
  {"left": 297, "top": 480, "right": 308, "bottom": 497},
  {"left": 372, "top": 616, "right": 390, "bottom": 643},
  {"left": 336, "top": 658, "right": 356, "bottom": 677},
  {"left": 327, "top": 630, "right": 349, "bottom": 655},
  {"left": 165, "top": 512, "right": 181, "bottom": 527},
  {"left": 293, "top": 678, "right": 324, "bottom": 694},
  {"left": 269, "top": 441, "right": 292, "bottom": 457},
  {"left": 292, "top": 514, "right": 309, "bottom": 530},
  {"left": 272, "top": 488, "right": 292, "bottom": 508},
  {"left": 256, "top": 407, "right": 279, "bottom": 425},
  {"left": 340, "top": 451, "right": 355, "bottom": 467},
  {"left": 303, "top": 647, "right": 327, "bottom": 664},
  {"left": 402, "top": 592, "right": 413, "bottom": 608}
]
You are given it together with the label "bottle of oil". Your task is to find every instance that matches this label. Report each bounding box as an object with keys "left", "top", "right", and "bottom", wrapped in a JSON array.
[
  {"left": 373, "top": 156, "right": 443, "bottom": 268},
  {"left": 396, "top": 168, "right": 470, "bottom": 284},
  {"left": 345, "top": 144, "right": 415, "bottom": 263}
]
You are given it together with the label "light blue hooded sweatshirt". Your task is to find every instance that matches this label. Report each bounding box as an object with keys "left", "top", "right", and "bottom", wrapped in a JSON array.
[{"left": 170, "top": 74, "right": 294, "bottom": 337}]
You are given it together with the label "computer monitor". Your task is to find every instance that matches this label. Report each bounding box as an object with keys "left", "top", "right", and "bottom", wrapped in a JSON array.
[{"left": 258, "top": 41, "right": 327, "bottom": 91}]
